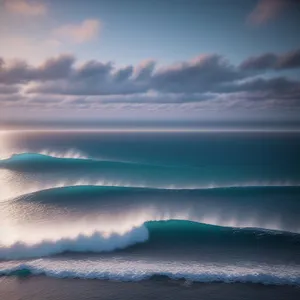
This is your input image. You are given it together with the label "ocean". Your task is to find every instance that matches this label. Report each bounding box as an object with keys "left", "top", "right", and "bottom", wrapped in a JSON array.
[{"left": 0, "top": 130, "right": 299, "bottom": 299}]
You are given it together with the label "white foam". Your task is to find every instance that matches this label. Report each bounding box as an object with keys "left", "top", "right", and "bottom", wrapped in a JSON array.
[
  {"left": 1, "top": 259, "right": 299, "bottom": 286},
  {"left": 38, "top": 149, "right": 89, "bottom": 160},
  {"left": 0, "top": 225, "right": 149, "bottom": 260},
  {"left": 0, "top": 148, "right": 89, "bottom": 161}
]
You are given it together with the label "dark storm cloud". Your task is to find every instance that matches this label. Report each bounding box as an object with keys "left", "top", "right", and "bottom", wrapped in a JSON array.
[{"left": 240, "top": 49, "right": 300, "bottom": 70}]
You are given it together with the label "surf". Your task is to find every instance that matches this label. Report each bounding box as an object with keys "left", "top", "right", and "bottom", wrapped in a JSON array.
[
  {"left": 1, "top": 261, "right": 299, "bottom": 286},
  {"left": 2, "top": 183, "right": 300, "bottom": 234},
  {"left": 0, "top": 152, "right": 163, "bottom": 170},
  {"left": 0, "top": 220, "right": 299, "bottom": 260},
  {"left": 5, "top": 183, "right": 300, "bottom": 204}
]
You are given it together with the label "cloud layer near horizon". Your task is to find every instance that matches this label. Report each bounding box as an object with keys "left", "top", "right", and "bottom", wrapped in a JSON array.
[{"left": 1, "top": 48, "right": 300, "bottom": 113}]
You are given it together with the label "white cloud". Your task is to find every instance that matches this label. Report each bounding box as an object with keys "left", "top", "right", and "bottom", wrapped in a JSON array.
[
  {"left": 247, "top": 0, "right": 287, "bottom": 26},
  {"left": 53, "top": 19, "right": 101, "bottom": 44},
  {"left": 4, "top": 0, "right": 47, "bottom": 16}
]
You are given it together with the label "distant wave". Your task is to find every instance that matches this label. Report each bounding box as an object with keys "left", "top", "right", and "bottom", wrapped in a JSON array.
[
  {"left": 0, "top": 152, "right": 164, "bottom": 172},
  {"left": 0, "top": 152, "right": 95, "bottom": 166},
  {"left": 1, "top": 153, "right": 300, "bottom": 189},
  {"left": 0, "top": 150, "right": 182, "bottom": 168},
  {"left": 0, "top": 149, "right": 89, "bottom": 161},
  {"left": 0, "top": 220, "right": 298, "bottom": 260},
  {"left": 3, "top": 184, "right": 300, "bottom": 235},
  {"left": 11, "top": 184, "right": 300, "bottom": 203},
  {"left": 38, "top": 149, "right": 89, "bottom": 160},
  {"left": 0, "top": 151, "right": 159, "bottom": 167}
]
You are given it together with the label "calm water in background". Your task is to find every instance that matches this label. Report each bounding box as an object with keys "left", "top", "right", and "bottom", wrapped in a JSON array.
[{"left": 0, "top": 130, "right": 300, "bottom": 299}]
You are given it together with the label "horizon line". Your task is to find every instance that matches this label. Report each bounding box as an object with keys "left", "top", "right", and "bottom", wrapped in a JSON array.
[{"left": 1, "top": 128, "right": 300, "bottom": 133}]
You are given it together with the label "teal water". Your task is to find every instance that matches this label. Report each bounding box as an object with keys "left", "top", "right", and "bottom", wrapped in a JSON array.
[{"left": 0, "top": 131, "right": 299, "bottom": 285}]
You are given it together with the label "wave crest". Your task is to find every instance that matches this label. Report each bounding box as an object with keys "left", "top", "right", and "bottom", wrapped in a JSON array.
[
  {"left": 0, "top": 149, "right": 89, "bottom": 161},
  {"left": 0, "top": 225, "right": 148, "bottom": 260},
  {"left": 1, "top": 220, "right": 298, "bottom": 260},
  {"left": 38, "top": 149, "right": 89, "bottom": 160}
]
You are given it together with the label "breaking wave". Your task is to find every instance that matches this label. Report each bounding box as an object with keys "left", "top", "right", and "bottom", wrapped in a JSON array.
[
  {"left": 38, "top": 149, "right": 89, "bottom": 160},
  {"left": 0, "top": 152, "right": 171, "bottom": 176},
  {"left": 0, "top": 152, "right": 155, "bottom": 168},
  {"left": 0, "top": 225, "right": 148, "bottom": 260},
  {"left": 0, "top": 149, "right": 89, "bottom": 161},
  {"left": 0, "top": 220, "right": 299, "bottom": 260},
  {"left": 19, "top": 184, "right": 300, "bottom": 198},
  {"left": 4, "top": 182, "right": 300, "bottom": 206},
  {"left": 1, "top": 263, "right": 299, "bottom": 286}
]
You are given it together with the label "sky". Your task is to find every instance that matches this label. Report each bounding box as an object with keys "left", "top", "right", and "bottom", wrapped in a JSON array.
[{"left": 0, "top": 0, "right": 300, "bottom": 128}]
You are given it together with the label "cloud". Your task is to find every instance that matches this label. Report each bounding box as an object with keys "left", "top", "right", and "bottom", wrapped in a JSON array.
[
  {"left": 0, "top": 36, "right": 62, "bottom": 65},
  {"left": 37, "top": 54, "right": 75, "bottom": 79},
  {"left": 4, "top": 0, "right": 47, "bottom": 16},
  {"left": 0, "top": 54, "right": 75, "bottom": 84},
  {"left": 53, "top": 19, "right": 101, "bottom": 43},
  {"left": 1, "top": 50, "right": 300, "bottom": 112},
  {"left": 25, "top": 59, "right": 146, "bottom": 96},
  {"left": 0, "top": 84, "right": 19, "bottom": 94},
  {"left": 22, "top": 54, "right": 244, "bottom": 96},
  {"left": 114, "top": 66, "right": 134, "bottom": 82},
  {"left": 220, "top": 77, "right": 300, "bottom": 95},
  {"left": 152, "top": 54, "right": 242, "bottom": 93},
  {"left": 247, "top": 0, "right": 287, "bottom": 25},
  {"left": 216, "top": 76, "right": 300, "bottom": 109},
  {"left": 76, "top": 92, "right": 214, "bottom": 105},
  {"left": 240, "top": 49, "right": 300, "bottom": 70},
  {"left": 133, "top": 60, "right": 156, "bottom": 81}
]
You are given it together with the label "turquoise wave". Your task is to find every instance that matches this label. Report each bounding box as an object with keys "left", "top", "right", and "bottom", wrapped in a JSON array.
[
  {"left": 2, "top": 153, "right": 300, "bottom": 188},
  {"left": 12, "top": 184, "right": 300, "bottom": 203},
  {"left": 143, "top": 220, "right": 300, "bottom": 247},
  {"left": 0, "top": 153, "right": 172, "bottom": 171},
  {"left": 0, "top": 220, "right": 299, "bottom": 261}
]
